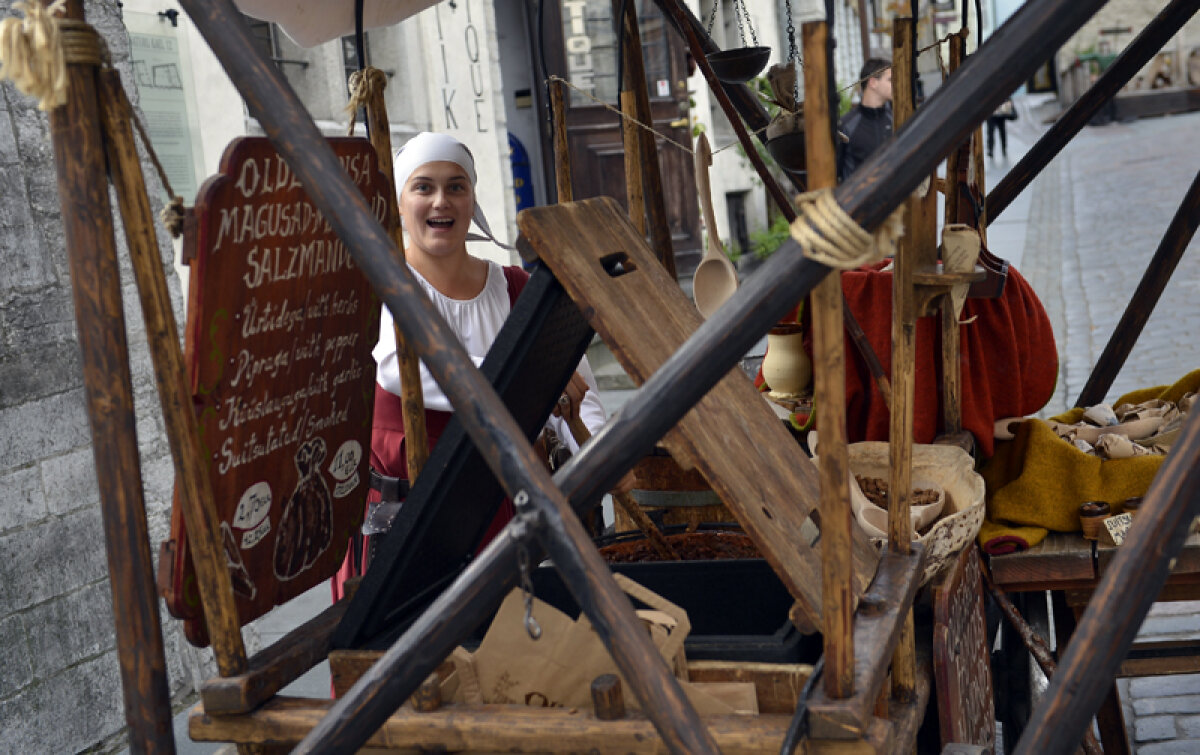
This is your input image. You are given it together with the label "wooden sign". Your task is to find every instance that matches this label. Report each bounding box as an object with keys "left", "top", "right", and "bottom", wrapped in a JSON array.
[
  {"left": 1101, "top": 513, "right": 1134, "bottom": 546},
  {"left": 933, "top": 547, "right": 996, "bottom": 751},
  {"left": 162, "top": 137, "right": 387, "bottom": 644}
]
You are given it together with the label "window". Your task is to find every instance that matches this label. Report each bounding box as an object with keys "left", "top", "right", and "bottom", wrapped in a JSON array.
[
  {"left": 342, "top": 33, "right": 371, "bottom": 81},
  {"left": 245, "top": 17, "right": 280, "bottom": 62}
]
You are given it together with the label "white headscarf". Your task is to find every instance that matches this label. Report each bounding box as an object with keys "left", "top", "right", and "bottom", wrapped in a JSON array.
[{"left": 393, "top": 132, "right": 511, "bottom": 249}]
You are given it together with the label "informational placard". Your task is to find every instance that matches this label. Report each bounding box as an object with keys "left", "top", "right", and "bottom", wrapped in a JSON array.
[
  {"left": 125, "top": 12, "right": 205, "bottom": 201},
  {"left": 933, "top": 547, "right": 996, "bottom": 751},
  {"left": 164, "top": 137, "right": 386, "bottom": 642}
]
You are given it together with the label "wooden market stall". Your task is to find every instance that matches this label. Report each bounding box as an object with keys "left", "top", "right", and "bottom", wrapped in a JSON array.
[{"left": 18, "top": 0, "right": 1200, "bottom": 752}]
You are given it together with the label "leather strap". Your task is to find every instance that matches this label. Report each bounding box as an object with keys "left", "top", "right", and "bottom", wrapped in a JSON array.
[{"left": 369, "top": 467, "right": 409, "bottom": 503}]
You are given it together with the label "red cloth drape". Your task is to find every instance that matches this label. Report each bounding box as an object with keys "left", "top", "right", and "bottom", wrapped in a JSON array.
[{"left": 757, "top": 262, "right": 1057, "bottom": 458}]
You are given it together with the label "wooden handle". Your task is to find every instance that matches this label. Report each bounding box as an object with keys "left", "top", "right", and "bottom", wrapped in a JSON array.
[{"left": 693, "top": 133, "right": 722, "bottom": 260}]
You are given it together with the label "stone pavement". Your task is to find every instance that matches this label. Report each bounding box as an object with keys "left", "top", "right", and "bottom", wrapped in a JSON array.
[
  {"left": 1001, "top": 102, "right": 1200, "bottom": 753},
  {"left": 163, "top": 103, "right": 1200, "bottom": 754}
]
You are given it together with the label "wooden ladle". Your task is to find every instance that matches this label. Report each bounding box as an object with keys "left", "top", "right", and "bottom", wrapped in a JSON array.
[{"left": 691, "top": 132, "right": 739, "bottom": 318}]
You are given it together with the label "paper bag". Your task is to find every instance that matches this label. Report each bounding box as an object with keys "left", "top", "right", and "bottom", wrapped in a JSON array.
[{"left": 468, "top": 573, "right": 756, "bottom": 715}]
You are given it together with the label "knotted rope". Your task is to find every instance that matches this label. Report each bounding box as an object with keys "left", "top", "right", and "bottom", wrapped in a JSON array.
[
  {"left": 789, "top": 188, "right": 905, "bottom": 270},
  {"left": 0, "top": 0, "right": 68, "bottom": 110},
  {"left": 346, "top": 66, "right": 388, "bottom": 135}
]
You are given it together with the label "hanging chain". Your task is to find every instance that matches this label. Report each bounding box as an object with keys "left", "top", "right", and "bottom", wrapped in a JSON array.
[
  {"left": 783, "top": 0, "right": 799, "bottom": 106},
  {"left": 734, "top": 0, "right": 759, "bottom": 47},
  {"left": 783, "top": 0, "right": 797, "bottom": 63},
  {"left": 511, "top": 491, "right": 542, "bottom": 640}
]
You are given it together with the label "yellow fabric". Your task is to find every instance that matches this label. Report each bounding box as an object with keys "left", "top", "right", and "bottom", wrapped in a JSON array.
[{"left": 979, "top": 369, "right": 1200, "bottom": 552}]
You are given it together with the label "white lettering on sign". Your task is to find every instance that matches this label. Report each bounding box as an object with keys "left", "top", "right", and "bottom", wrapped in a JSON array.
[
  {"left": 233, "top": 481, "right": 273, "bottom": 529},
  {"left": 563, "top": 0, "right": 594, "bottom": 93},
  {"left": 241, "top": 517, "right": 271, "bottom": 549},
  {"left": 328, "top": 440, "right": 362, "bottom": 482}
]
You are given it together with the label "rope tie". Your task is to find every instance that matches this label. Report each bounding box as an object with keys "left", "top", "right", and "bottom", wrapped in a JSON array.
[
  {"left": 346, "top": 66, "right": 387, "bottom": 135},
  {"left": 0, "top": 0, "right": 67, "bottom": 110},
  {"left": 789, "top": 188, "right": 905, "bottom": 270},
  {"left": 59, "top": 18, "right": 105, "bottom": 66}
]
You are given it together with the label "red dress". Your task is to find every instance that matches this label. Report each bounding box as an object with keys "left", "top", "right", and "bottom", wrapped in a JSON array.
[{"left": 331, "top": 266, "right": 530, "bottom": 603}]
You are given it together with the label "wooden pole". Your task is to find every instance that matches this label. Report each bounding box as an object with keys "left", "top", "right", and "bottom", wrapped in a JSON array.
[
  {"left": 95, "top": 70, "right": 248, "bottom": 678},
  {"left": 619, "top": 1, "right": 676, "bottom": 277},
  {"left": 802, "top": 12, "right": 854, "bottom": 701},
  {"left": 179, "top": 0, "right": 1108, "bottom": 739},
  {"left": 940, "top": 31, "right": 969, "bottom": 439},
  {"left": 48, "top": 2, "right": 174, "bottom": 749},
  {"left": 361, "top": 71, "right": 429, "bottom": 481},
  {"left": 1074, "top": 168, "right": 1200, "bottom": 408},
  {"left": 886, "top": 18, "right": 919, "bottom": 703},
  {"left": 1017, "top": 411, "right": 1200, "bottom": 753},
  {"left": 616, "top": 0, "right": 646, "bottom": 236},
  {"left": 987, "top": 0, "right": 1199, "bottom": 223},
  {"left": 551, "top": 79, "right": 573, "bottom": 202},
  {"left": 665, "top": 0, "right": 794, "bottom": 221},
  {"left": 943, "top": 31, "right": 967, "bottom": 227}
]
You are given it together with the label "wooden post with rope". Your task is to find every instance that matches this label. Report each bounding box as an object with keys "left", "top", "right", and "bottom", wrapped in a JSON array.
[
  {"left": 27, "top": 0, "right": 214, "bottom": 748},
  {"left": 801, "top": 9, "right": 855, "bottom": 701},
  {"left": 351, "top": 68, "right": 429, "bottom": 481}
]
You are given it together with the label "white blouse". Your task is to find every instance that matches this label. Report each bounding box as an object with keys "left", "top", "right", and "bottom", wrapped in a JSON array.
[{"left": 373, "top": 260, "right": 606, "bottom": 452}]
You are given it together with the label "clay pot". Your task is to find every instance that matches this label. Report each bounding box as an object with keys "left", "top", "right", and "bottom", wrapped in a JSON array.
[{"left": 762, "top": 324, "right": 811, "bottom": 398}]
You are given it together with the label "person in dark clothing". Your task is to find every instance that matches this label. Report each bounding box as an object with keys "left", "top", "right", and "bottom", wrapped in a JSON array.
[
  {"left": 987, "top": 98, "right": 1015, "bottom": 158},
  {"left": 837, "top": 58, "right": 893, "bottom": 181}
]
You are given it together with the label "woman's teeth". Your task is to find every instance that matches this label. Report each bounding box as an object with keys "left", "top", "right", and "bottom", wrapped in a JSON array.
[{"left": 428, "top": 218, "right": 454, "bottom": 228}]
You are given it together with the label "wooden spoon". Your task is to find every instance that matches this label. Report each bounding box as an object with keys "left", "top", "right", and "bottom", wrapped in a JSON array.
[{"left": 691, "top": 132, "right": 739, "bottom": 318}]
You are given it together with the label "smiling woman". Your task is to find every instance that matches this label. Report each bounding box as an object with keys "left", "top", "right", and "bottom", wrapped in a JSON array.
[{"left": 331, "top": 132, "right": 632, "bottom": 604}]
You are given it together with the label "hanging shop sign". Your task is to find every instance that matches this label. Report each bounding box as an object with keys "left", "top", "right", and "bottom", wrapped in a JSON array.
[{"left": 160, "top": 137, "right": 387, "bottom": 645}]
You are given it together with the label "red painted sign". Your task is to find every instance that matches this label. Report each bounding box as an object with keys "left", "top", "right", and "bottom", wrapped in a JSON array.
[{"left": 161, "top": 137, "right": 387, "bottom": 645}]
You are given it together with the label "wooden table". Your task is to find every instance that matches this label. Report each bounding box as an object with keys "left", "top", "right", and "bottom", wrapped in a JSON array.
[{"left": 988, "top": 530, "right": 1200, "bottom": 754}]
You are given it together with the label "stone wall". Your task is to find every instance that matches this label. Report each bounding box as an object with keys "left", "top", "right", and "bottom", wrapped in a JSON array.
[{"left": 0, "top": 2, "right": 255, "bottom": 752}]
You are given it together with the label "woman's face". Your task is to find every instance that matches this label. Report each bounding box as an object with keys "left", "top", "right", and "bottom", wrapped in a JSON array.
[{"left": 399, "top": 160, "right": 475, "bottom": 258}]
